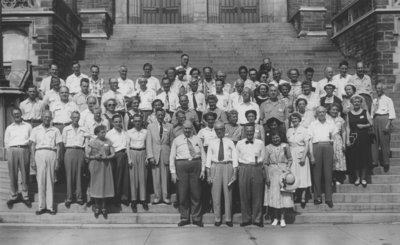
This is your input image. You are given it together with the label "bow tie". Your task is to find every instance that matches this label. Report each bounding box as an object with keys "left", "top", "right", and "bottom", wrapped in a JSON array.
[{"left": 245, "top": 140, "right": 253, "bottom": 144}]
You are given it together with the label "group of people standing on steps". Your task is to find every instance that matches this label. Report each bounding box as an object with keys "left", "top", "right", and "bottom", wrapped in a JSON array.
[{"left": 4, "top": 54, "right": 396, "bottom": 227}]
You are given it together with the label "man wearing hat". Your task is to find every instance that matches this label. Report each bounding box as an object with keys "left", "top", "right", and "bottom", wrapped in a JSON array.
[
  {"left": 237, "top": 88, "right": 260, "bottom": 125},
  {"left": 260, "top": 85, "right": 288, "bottom": 133},
  {"left": 320, "top": 83, "right": 342, "bottom": 112},
  {"left": 206, "top": 120, "right": 238, "bottom": 227}
]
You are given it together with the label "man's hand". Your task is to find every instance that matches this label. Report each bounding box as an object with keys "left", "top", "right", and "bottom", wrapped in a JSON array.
[
  {"left": 310, "top": 156, "right": 316, "bottom": 166},
  {"left": 207, "top": 177, "right": 213, "bottom": 184},
  {"left": 265, "top": 178, "right": 271, "bottom": 187},
  {"left": 199, "top": 171, "right": 205, "bottom": 180},
  {"left": 299, "top": 158, "right": 306, "bottom": 167},
  {"left": 148, "top": 158, "right": 156, "bottom": 166},
  {"left": 383, "top": 124, "right": 391, "bottom": 134},
  {"left": 31, "top": 161, "right": 36, "bottom": 171},
  {"left": 171, "top": 173, "right": 179, "bottom": 184},
  {"left": 128, "top": 160, "right": 133, "bottom": 168}
]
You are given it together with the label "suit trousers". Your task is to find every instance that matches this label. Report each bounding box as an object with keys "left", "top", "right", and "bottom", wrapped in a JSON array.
[
  {"left": 176, "top": 159, "right": 202, "bottom": 222},
  {"left": 312, "top": 143, "right": 334, "bottom": 202},
  {"left": 210, "top": 163, "right": 234, "bottom": 222},
  {"left": 371, "top": 114, "right": 391, "bottom": 166},
  {"left": 129, "top": 149, "right": 147, "bottom": 201},
  {"left": 35, "top": 149, "right": 57, "bottom": 210},
  {"left": 238, "top": 164, "right": 264, "bottom": 224},
  {"left": 152, "top": 156, "right": 170, "bottom": 201},
  {"left": 64, "top": 148, "right": 85, "bottom": 201},
  {"left": 7, "top": 147, "right": 30, "bottom": 200},
  {"left": 113, "top": 150, "right": 130, "bottom": 202}
]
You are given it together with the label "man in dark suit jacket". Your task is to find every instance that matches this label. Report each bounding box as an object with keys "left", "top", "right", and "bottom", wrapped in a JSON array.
[
  {"left": 147, "top": 108, "right": 173, "bottom": 204},
  {"left": 320, "top": 84, "right": 342, "bottom": 112}
]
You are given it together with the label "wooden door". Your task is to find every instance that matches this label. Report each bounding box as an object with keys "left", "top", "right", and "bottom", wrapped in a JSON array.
[
  {"left": 219, "top": 0, "right": 259, "bottom": 23},
  {"left": 141, "top": 0, "right": 181, "bottom": 24}
]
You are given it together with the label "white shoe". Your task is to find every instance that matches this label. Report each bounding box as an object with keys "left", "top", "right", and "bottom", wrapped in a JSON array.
[
  {"left": 271, "top": 219, "right": 278, "bottom": 226},
  {"left": 280, "top": 219, "right": 286, "bottom": 228}
]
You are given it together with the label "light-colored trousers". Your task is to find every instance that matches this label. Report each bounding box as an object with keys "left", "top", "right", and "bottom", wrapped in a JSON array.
[
  {"left": 35, "top": 149, "right": 57, "bottom": 210},
  {"left": 152, "top": 157, "right": 170, "bottom": 201},
  {"left": 372, "top": 114, "right": 391, "bottom": 166},
  {"left": 7, "top": 147, "right": 30, "bottom": 200},
  {"left": 129, "top": 149, "right": 147, "bottom": 201},
  {"left": 210, "top": 162, "right": 234, "bottom": 222}
]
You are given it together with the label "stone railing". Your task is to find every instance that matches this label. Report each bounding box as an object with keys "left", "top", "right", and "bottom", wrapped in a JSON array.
[
  {"left": 52, "top": 0, "right": 82, "bottom": 37},
  {"left": 289, "top": 6, "right": 328, "bottom": 37},
  {"left": 79, "top": 8, "right": 113, "bottom": 39},
  {"left": 332, "top": 0, "right": 375, "bottom": 35}
]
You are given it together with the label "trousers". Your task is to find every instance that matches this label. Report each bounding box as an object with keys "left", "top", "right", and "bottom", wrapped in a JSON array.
[
  {"left": 129, "top": 149, "right": 147, "bottom": 201},
  {"left": 7, "top": 147, "right": 30, "bottom": 200},
  {"left": 113, "top": 150, "right": 131, "bottom": 201},
  {"left": 371, "top": 114, "right": 391, "bottom": 166},
  {"left": 152, "top": 156, "right": 170, "bottom": 201},
  {"left": 64, "top": 148, "right": 85, "bottom": 201},
  {"left": 35, "top": 149, "right": 57, "bottom": 210},
  {"left": 210, "top": 163, "right": 234, "bottom": 222},
  {"left": 312, "top": 143, "right": 334, "bottom": 202}
]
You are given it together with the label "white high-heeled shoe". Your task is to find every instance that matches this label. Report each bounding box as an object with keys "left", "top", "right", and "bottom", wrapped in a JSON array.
[
  {"left": 280, "top": 219, "right": 286, "bottom": 228},
  {"left": 271, "top": 219, "right": 278, "bottom": 226}
]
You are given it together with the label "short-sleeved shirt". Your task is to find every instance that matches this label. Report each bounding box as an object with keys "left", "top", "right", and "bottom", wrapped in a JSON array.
[
  {"left": 259, "top": 99, "right": 287, "bottom": 124},
  {"left": 72, "top": 92, "right": 90, "bottom": 112},
  {"left": 117, "top": 77, "right": 136, "bottom": 97},
  {"left": 50, "top": 100, "right": 79, "bottom": 124},
  {"left": 135, "top": 76, "right": 161, "bottom": 92},
  {"left": 4, "top": 122, "right": 32, "bottom": 147},
  {"left": 197, "top": 127, "right": 217, "bottom": 147},
  {"left": 308, "top": 119, "right": 337, "bottom": 143},
  {"left": 137, "top": 89, "right": 156, "bottom": 111},
  {"left": 66, "top": 73, "right": 89, "bottom": 94},
  {"left": 214, "top": 92, "right": 230, "bottom": 111},
  {"left": 88, "top": 77, "right": 105, "bottom": 98},
  {"left": 39, "top": 76, "right": 65, "bottom": 95},
  {"left": 30, "top": 124, "right": 62, "bottom": 149},
  {"left": 127, "top": 128, "right": 147, "bottom": 149},
  {"left": 20, "top": 98, "right": 44, "bottom": 120},
  {"left": 225, "top": 124, "right": 242, "bottom": 142},
  {"left": 106, "top": 128, "right": 129, "bottom": 152},
  {"left": 62, "top": 125, "right": 88, "bottom": 147}
]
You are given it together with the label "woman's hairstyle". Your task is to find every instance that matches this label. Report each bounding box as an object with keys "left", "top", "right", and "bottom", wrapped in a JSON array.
[{"left": 94, "top": 125, "right": 107, "bottom": 135}]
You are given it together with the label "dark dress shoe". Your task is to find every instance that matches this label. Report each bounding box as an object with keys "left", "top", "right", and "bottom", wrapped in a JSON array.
[
  {"left": 77, "top": 200, "right": 84, "bottom": 205},
  {"left": 22, "top": 199, "right": 32, "bottom": 208},
  {"left": 383, "top": 164, "right": 390, "bottom": 173},
  {"left": 35, "top": 209, "right": 47, "bottom": 215},
  {"left": 131, "top": 202, "right": 138, "bottom": 213},
  {"left": 253, "top": 222, "right": 264, "bottom": 227},
  {"left": 177, "top": 220, "right": 190, "bottom": 227},
  {"left": 226, "top": 221, "right": 233, "bottom": 227},
  {"left": 94, "top": 208, "right": 101, "bottom": 218},
  {"left": 192, "top": 221, "right": 204, "bottom": 227},
  {"left": 48, "top": 209, "right": 56, "bottom": 215},
  {"left": 121, "top": 200, "right": 130, "bottom": 206},
  {"left": 65, "top": 200, "right": 72, "bottom": 208},
  {"left": 102, "top": 209, "right": 108, "bottom": 219},
  {"left": 173, "top": 202, "right": 179, "bottom": 209},
  {"left": 142, "top": 202, "right": 149, "bottom": 211},
  {"left": 325, "top": 201, "right": 334, "bottom": 208},
  {"left": 86, "top": 199, "right": 94, "bottom": 207},
  {"left": 240, "top": 222, "right": 251, "bottom": 227},
  {"left": 214, "top": 221, "right": 222, "bottom": 227},
  {"left": 301, "top": 200, "right": 307, "bottom": 209},
  {"left": 6, "top": 199, "right": 14, "bottom": 209},
  {"left": 314, "top": 199, "right": 322, "bottom": 205}
]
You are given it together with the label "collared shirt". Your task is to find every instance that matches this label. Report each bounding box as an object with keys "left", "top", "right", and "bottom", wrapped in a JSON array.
[
  {"left": 43, "top": 89, "right": 61, "bottom": 108},
  {"left": 106, "top": 128, "right": 129, "bottom": 152},
  {"left": 89, "top": 77, "right": 105, "bottom": 98},
  {"left": 229, "top": 92, "right": 243, "bottom": 111},
  {"left": 187, "top": 91, "right": 206, "bottom": 112},
  {"left": 197, "top": 127, "right": 217, "bottom": 147},
  {"left": 206, "top": 137, "right": 238, "bottom": 168},
  {"left": 20, "top": 98, "right": 44, "bottom": 120},
  {"left": 62, "top": 124, "right": 88, "bottom": 147},
  {"left": 288, "top": 81, "right": 302, "bottom": 99},
  {"left": 308, "top": 119, "right": 337, "bottom": 143},
  {"left": 127, "top": 128, "right": 147, "bottom": 148},
  {"left": 137, "top": 89, "right": 156, "bottom": 110},
  {"left": 30, "top": 124, "right": 62, "bottom": 149},
  {"left": 214, "top": 92, "right": 230, "bottom": 111},
  {"left": 101, "top": 90, "right": 126, "bottom": 113},
  {"left": 244, "top": 79, "right": 256, "bottom": 90},
  {"left": 147, "top": 112, "right": 172, "bottom": 124},
  {"left": 170, "top": 79, "right": 183, "bottom": 96},
  {"left": 169, "top": 134, "right": 206, "bottom": 174},
  {"left": 4, "top": 121, "right": 32, "bottom": 148},
  {"left": 172, "top": 107, "right": 199, "bottom": 124},
  {"left": 279, "top": 95, "right": 295, "bottom": 113},
  {"left": 51, "top": 100, "right": 78, "bottom": 124},
  {"left": 236, "top": 138, "right": 265, "bottom": 164},
  {"left": 225, "top": 123, "right": 242, "bottom": 142},
  {"left": 39, "top": 76, "right": 65, "bottom": 95},
  {"left": 237, "top": 101, "right": 260, "bottom": 124},
  {"left": 72, "top": 92, "right": 90, "bottom": 112},
  {"left": 259, "top": 99, "right": 288, "bottom": 124},
  {"left": 156, "top": 91, "right": 179, "bottom": 112},
  {"left": 296, "top": 92, "right": 320, "bottom": 112},
  {"left": 66, "top": 73, "right": 89, "bottom": 94},
  {"left": 86, "top": 118, "right": 110, "bottom": 140},
  {"left": 349, "top": 74, "right": 372, "bottom": 96},
  {"left": 79, "top": 109, "right": 94, "bottom": 127},
  {"left": 135, "top": 76, "right": 161, "bottom": 92},
  {"left": 372, "top": 94, "right": 396, "bottom": 119},
  {"left": 117, "top": 77, "right": 136, "bottom": 97},
  {"left": 317, "top": 77, "right": 338, "bottom": 98},
  {"left": 332, "top": 74, "right": 351, "bottom": 100}
]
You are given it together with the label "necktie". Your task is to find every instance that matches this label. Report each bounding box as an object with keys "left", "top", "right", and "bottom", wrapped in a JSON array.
[
  {"left": 193, "top": 92, "right": 198, "bottom": 110},
  {"left": 245, "top": 140, "right": 253, "bottom": 144},
  {"left": 187, "top": 138, "right": 196, "bottom": 158},
  {"left": 159, "top": 122, "right": 163, "bottom": 139},
  {"left": 165, "top": 93, "right": 170, "bottom": 111},
  {"left": 218, "top": 139, "right": 224, "bottom": 161}
]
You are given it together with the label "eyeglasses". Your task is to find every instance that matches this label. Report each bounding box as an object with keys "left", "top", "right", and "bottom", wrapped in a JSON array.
[{"left": 108, "top": 104, "right": 116, "bottom": 107}]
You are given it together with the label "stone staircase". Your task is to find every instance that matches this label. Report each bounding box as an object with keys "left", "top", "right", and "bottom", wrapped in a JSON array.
[{"left": 1, "top": 23, "right": 400, "bottom": 225}]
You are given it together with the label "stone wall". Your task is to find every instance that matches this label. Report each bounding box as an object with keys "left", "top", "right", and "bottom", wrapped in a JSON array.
[
  {"left": 77, "top": 0, "right": 114, "bottom": 19},
  {"left": 287, "top": 0, "right": 334, "bottom": 22}
]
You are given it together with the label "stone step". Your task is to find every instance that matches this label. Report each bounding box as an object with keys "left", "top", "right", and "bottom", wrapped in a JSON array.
[
  {"left": 1, "top": 211, "right": 400, "bottom": 224},
  {"left": 332, "top": 193, "right": 400, "bottom": 203},
  {"left": 372, "top": 166, "right": 400, "bottom": 174},
  {"left": 336, "top": 183, "right": 400, "bottom": 193}
]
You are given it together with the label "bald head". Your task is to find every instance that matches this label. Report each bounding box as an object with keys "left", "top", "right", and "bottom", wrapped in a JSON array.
[
  {"left": 183, "top": 120, "right": 194, "bottom": 138},
  {"left": 325, "top": 66, "right": 334, "bottom": 80},
  {"left": 214, "top": 120, "right": 225, "bottom": 139}
]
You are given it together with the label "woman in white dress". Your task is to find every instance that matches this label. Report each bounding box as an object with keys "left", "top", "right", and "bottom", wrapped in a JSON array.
[{"left": 287, "top": 112, "right": 312, "bottom": 208}]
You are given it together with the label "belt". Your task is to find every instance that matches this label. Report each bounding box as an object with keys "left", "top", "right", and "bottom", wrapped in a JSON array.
[
  {"left": 239, "top": 162, "right": 262, "bottom": 166},
  {"left": 115, "top": 149, "right": 126, "bottom": 153},
  {"left": 10, "top": 145, "right": 29, "bottom": 148},
  {"left": 36, "top": 147, "right": 56, "bottom": 152},
  {"left": 65, "top": 146, "right": 85, "bottom": 150},
  {"left": 211, "top": 161, "right": 232, "bottom": 165},
  {"left": 176, "top": 157, "right": 201, "bottom": 162},
  {"left": 313, "top": 142, "right": 332, "bottom": 144},
  {"left": 374, "top": 113, "right": 388, "bottom": 117},
  {"left": 53, "top": 122, "right": 71, "bottom": 126},
  {"left": 24, "top": 119, "right": 42, "bottom": 123},
  {"left": 141, "top": 110, "right": 153, "bottom": 113},
  {"left": 130, "top": 147, "right": 145, "bottom": 151}
]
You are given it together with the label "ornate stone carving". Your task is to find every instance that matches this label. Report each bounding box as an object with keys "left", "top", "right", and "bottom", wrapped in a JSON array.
[{"left": 1, "top": 0, "right": 34, "bottom": 8}]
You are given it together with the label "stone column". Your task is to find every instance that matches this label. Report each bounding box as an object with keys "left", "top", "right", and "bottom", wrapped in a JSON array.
[
  {"left": 208, "top": 0, "right": 220, "bottom": 23},
  {"left": 260, "top": 0, "right": 287, "bottom": 23},
  {"left": 128, "top": 0, "right": 141, "bottom": 24},
  {"left": 115, "top": 0, "right": 128, "bottom": 24}
]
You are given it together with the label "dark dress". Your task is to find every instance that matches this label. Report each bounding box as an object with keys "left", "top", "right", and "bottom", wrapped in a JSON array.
[{"left": 346, "top": 109, "right": 372, "bottom": 171}]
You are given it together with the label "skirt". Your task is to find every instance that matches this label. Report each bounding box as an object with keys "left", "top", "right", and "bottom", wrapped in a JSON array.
[
  {"left": 264, "top": 163, "right": 294, "bottom": 208},
  {"left": 89, "top": 159, "right": 115, "bottom": 198},
  {"left": 289, "top": 146, "right": 311, "bottom": 188},
  {"left": 333, "top": 134, "right": 347, "bottom": 171}
]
